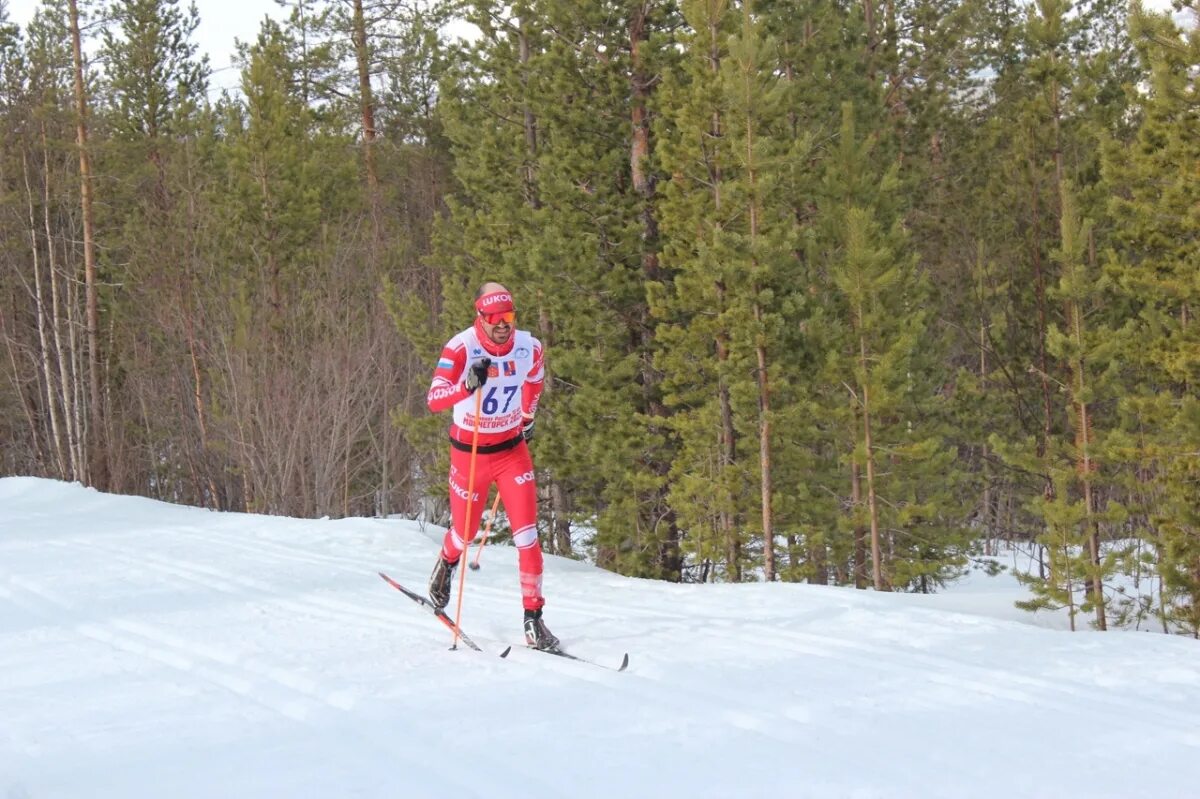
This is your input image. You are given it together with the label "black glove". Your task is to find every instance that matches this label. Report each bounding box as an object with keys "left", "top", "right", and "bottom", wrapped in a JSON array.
[
  {"left": 464, "top": 358, "right": 491, "bottom": 393},
  {"left": 521, "top": 414, "right": 535, "bottom": 443}
]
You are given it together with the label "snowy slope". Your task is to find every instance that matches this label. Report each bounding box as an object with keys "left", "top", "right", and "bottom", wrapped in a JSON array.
[{"left": 2, "top": 477, "right": 1198, "bottom": 799}]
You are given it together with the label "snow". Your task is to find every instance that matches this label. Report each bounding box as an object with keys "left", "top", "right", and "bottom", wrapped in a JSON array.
[{"left": 2, "top": 477, "right": 1198, "bottom": 798}]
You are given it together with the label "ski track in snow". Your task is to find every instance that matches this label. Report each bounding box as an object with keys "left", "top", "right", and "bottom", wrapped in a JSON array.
[{"left": 2, "top": 477, "right": 1200, "bottom": 798}]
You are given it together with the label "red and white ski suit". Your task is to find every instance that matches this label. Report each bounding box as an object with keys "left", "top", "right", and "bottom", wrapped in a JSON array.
[{"left": 426, "top": 317, "right": 546, "bottom": 610}]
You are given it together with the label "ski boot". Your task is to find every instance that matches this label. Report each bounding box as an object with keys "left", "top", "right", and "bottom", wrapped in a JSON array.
[
  {"left": 523, "top": 608, "right": 560, "bottom": 652},
  {"left": 428, "top": 555, "right": 458, "bottom": 609}
]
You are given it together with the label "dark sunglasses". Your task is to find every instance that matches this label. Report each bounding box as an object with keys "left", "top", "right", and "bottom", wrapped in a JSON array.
[{"left": 480, "top": 310, "right": 516, "bottom": 325}]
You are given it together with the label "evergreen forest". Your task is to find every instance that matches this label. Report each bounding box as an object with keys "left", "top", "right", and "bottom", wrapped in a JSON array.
[{"left": 0, "top": 0, "right": 1196, "bottom": 634}]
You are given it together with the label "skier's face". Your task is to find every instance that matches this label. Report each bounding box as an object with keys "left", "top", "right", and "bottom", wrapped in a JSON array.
[{"left": 479, "top": 311, "right": 514, "bottom": 345}]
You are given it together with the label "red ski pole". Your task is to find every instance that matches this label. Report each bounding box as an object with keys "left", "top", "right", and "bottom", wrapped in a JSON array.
[{"left": 450, "top": 387, "right": 483, "bottom": 650}]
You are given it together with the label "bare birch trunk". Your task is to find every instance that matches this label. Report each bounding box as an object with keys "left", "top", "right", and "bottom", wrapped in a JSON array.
[
  {"left": 40, "top": 127, "right": 83, "bottom": 481},
  {"left": 23, "top": 151, "right": 68, "bottom": 479},
  {"left": 1, "top": 302, "right": 47, "bottom": 467},
  {"left": 185, "top": 319, "right": 217, "bottom": 507},
  {"left": 69, "top": 0, "right": 105, "bottom": 489},
  {"left": 64, "top": 249, "right": 84, "bottom": 474}
]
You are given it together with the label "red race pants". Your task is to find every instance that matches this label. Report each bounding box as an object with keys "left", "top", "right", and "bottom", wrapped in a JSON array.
[{"left": 442, "top": 439, "right": 544, "bottom": 610}]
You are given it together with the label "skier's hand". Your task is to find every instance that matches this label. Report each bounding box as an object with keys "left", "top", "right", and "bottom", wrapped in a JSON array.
[
  {"left": 521, "top": 414, "right": 535, "bottom": 443},
  {"left": 465, "top": 358, "right": 491, "bottom": 393}
]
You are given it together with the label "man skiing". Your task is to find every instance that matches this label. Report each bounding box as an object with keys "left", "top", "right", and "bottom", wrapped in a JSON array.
[{"left": 424, "top": 282, "right": 558, "bottom": 651}]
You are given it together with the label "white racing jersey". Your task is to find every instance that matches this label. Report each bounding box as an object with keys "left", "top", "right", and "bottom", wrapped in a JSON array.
[{"left": 426, "top": 324, "right": 544, "bottom": 447}]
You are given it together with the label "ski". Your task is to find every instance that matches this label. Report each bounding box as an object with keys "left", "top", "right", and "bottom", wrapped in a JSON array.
[
  {"left": 378, "top": 571, "right": 627, "bottom": 670},
  {"left": 500, "top": 644, "right": 629, "bottom": 673},
  {"left": 377, "top": 571, "right": 482, "bottom": 652}
]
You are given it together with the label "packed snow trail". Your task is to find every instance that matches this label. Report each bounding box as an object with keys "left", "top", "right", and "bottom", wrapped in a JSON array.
[{"left": 2, "top": 477, "right": 1199, "bottom": 798}]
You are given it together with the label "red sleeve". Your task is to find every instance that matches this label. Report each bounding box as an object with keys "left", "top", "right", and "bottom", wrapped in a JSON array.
[
  {"left": 427, "top": 343, "right": 470, "bottom": 413},
  {"left": 521, "top": 342, "right": 544, "bottom": 418}
]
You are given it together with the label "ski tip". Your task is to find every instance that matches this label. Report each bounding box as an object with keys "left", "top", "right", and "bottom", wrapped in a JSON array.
[
  {"left": 618, "top": 653, "right": 629, "bottom": 672},
  {"left": 500, "top": 646, "right": 512, "bottom": 658}
]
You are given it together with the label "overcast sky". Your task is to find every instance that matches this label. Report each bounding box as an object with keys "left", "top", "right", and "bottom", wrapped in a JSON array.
[{"left": 5, "top": 0, "right": 287, "bottom": 94}]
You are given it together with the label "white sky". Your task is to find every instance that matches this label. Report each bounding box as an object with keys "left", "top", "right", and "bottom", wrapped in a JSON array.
[
  {"left": 5, "top": 0, "right": 287, "bottom": 93},
  {"left": 194, "top": 0, "right": 288, "bottom": 92}
]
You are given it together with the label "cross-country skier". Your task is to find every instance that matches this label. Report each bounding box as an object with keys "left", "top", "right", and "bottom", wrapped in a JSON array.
[{"left": 424, "top": 282, "right": 558, "bottom": 651}]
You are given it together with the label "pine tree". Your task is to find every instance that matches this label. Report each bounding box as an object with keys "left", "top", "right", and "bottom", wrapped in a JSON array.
[
  {"left": 433, "top": 0, "right": 683, "bottom": 577},
  {"left": 1103, "top": 2, "right": 1200, "bottom": 635},
  {"left": 101, "top": 0, "right": 206, "bottom": 143},
  {"left": 764, "top": 0, "right": 873, "bottom": 586},
  {"left": 653, "top": 0, "right": 752, "bottom": 581},
  {"left": 0, "top": 6, "right": 47, "bottom": 478},
  {"left": 94, "top": 0, "right": 216, "bottom": 498},
  {"left": 222, "top": 21, "right": 333, "bottom": 316},
  {"left": 202, "top": 18, "right": 361, "bottom": 514},
  {"left": 723, "top": 1, "right": 803, "bottom": 582},
  {"left": 962, "top": 0, "right": 1138, "bottom": 569},
  {"left": 820, "top": 102, "right": 963, "bottom": 591},
  {"left": 654, "top": 0, "right": 813, "bottom": 582},
  {"left": 1009, "top": 183, "right": 1126, "bottom": 629}
]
